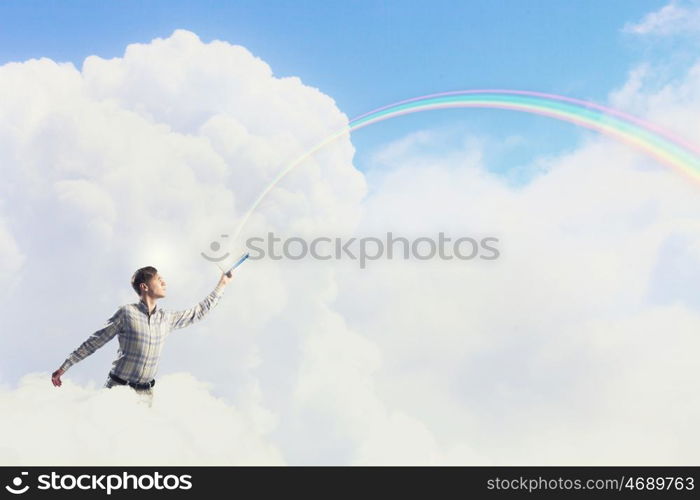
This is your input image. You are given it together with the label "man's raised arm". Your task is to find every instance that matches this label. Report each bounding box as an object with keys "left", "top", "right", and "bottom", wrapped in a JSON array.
[
  {"left": 168, "top": 271, "right": 232, "bottom": 330},
  {"left": 51, "top": 307, "right": 124, "bottom": 387}
]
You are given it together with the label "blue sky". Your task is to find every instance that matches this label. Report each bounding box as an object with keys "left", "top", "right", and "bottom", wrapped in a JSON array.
[{"left": 0, "top": 0, "right": 673, "bottom": 174}]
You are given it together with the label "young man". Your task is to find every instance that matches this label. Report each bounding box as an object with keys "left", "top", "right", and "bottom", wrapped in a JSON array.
[{"left": 51, "top": 266, "right": 233, "bottom": 407}]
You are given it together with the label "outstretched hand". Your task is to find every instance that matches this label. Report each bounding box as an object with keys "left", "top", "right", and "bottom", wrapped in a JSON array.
[
  {"left": 51, "top": 368, "right": 64, "bottom": 387},
  {"left": 218, "top": 270, "right": 234, "bottom": 287}
]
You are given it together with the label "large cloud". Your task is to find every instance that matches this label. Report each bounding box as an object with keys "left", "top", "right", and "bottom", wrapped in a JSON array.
[
  {"left": 0, "top": 373, "right": 284, "bottom": 465},
  {"left": 0, "top": 28, "right": 365, "bottom": 465},
  {"left": 328, "top": 124, "right": 700, "bottom": 464},
  {"left": 1, "top": 21, "right": 700, "bottom": 466}
]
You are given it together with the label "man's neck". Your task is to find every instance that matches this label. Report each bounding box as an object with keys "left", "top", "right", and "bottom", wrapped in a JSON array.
[{"left": 140, "top": 295, "right": 158, "bottom": 315}]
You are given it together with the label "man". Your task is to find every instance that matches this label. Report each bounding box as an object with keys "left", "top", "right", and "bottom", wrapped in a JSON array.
[{"left": 51, "top": 266, "right": 233, "bottom": 407}]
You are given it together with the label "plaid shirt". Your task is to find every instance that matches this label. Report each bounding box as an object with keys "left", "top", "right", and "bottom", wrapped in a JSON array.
[{"left": 59, "top": 285, "right": 225, "bottom": 384}]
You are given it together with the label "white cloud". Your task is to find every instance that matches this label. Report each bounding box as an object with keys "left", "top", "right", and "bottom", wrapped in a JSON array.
[
  {"left": 623, "top": 1, "right": 700, "bottom": 36},
  {"left": 608, "top": 58, "right": 700, "bottom": 147},
  {"left": 0, "top": 217, "right": 24, "bottom": 293},
  {"left": 0, "top": 28, "right": 365, "bottom": 465},
  {"left": 54, "top": 179, "right": 117, "bottom": 241},
  {"left": 331, "top": 134, "right": 700, "bottom": 462},
  {"left": 0, "top": 373, "right": 284, "bottom": 465},
  {"left": 324, "top": 54, "right": 700, "bottom": 463}
]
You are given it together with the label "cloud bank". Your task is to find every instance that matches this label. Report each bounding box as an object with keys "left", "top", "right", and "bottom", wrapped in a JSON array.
[{"left": 0, "top": 373, "right": 283, "bottom": 465}]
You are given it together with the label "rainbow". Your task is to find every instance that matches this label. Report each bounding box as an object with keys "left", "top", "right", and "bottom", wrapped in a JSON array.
[{"left": 218, "top": 89, "right": 700, "bottom": 269}]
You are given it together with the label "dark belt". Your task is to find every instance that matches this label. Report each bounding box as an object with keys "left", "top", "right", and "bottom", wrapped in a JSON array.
[{"left": 109, "top": 372, "right": 155, "bottom": 390}]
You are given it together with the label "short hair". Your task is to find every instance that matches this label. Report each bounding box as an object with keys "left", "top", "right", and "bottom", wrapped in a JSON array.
[{"left": 131, "top": 266, "right": 158, "bottom": 296}]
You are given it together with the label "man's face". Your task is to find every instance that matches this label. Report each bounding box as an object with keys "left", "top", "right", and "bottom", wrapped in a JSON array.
[{"left": 144, "top": 273, "right": 167, "bottom": 298}]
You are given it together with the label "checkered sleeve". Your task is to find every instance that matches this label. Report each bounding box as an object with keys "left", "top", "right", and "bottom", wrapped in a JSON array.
[
  {"left": 59, "top": 307, "right": 124, "bottom": 372},
  {"left": 168, "top": 285, "right": 225, "bottom": 330}
]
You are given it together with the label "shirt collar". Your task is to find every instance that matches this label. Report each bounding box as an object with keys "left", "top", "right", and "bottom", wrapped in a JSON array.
[{"left": 138, "top": 299, "right": 158, "bottom": 316}]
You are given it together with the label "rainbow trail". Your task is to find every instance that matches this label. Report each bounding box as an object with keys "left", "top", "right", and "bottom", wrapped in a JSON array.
[{"left": 219, "top": 89, "right": 700, "bottom": 269}]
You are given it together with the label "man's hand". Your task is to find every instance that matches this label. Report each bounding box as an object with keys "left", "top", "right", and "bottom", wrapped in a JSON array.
[
  {"left": 51, "top": 368, "right": 65, "bottom": 387},
  {"left": 218, "top": 270, "right": 234, "bottom": 288}
]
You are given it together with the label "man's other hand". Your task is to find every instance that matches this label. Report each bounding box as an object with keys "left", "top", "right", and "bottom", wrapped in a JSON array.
[{"left": 51, "top": 368, "right": 65, "bottom": 387}]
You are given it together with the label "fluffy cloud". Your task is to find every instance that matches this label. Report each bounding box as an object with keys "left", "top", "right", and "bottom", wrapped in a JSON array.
[
  {"left": 0, "top": 373, "right": 284, "bottom": 465},
  {"left": 0, "top": 218, "right": 24, "bottom": 294},
  {"left": 623, "top": 0, "right": 700, "bottom": 36},
  {"left": 330, "top": 127, "right": 700, "bottom": 464},
  {"left": 0, "top": 28, "right": 365, "bottom": 465}
]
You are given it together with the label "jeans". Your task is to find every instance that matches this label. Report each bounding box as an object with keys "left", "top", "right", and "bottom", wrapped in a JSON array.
[{"left": 104, "top": 375, "right": 154, "bottom": 408}]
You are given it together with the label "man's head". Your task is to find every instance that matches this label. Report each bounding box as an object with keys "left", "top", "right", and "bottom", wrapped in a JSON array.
[{"left": 131, "top": 266, "right": 167, "bottom": 299}]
